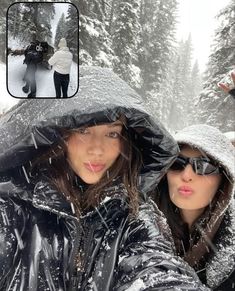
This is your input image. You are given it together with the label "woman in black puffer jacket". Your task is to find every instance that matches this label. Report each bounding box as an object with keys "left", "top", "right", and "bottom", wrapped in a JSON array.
[{"left": 0, "top": 66, "right": 209, "bottom": 291}]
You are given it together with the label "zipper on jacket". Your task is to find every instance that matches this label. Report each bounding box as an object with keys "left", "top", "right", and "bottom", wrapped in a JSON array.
[
  {"left": 80, "top": 221, "right": 99, "bottom": 290},
  {"left": 69, "top": 219, "right": 84, "bottom": 291},
  {"left": 70, "top": 218, "right": 93, "bottom": 290}
]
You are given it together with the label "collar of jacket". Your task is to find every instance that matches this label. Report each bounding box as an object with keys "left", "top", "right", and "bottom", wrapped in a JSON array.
[
  {"left": 32, "top": 179, "right": 130, "bottom": 222},
  {"left": 0, "top": 170, "right": 130, "bottom": 221}
]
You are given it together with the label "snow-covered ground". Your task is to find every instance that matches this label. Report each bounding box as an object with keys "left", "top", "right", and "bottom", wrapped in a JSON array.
[
  {"left": 7, "top": 55, "right": 78, "bottom": 98},
  {"left": 0, "top": 62, "right": 18, "bottom": 112}
]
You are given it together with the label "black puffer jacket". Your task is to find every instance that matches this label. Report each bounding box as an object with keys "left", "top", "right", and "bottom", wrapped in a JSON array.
[
  {"left": 0, "top": 66, "right": 209, "bottom": 290},
  {"left": 23, "top": 42, "right": 43, "bottom": 65}
]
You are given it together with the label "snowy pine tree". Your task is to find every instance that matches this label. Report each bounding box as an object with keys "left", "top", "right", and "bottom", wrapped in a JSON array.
[
  {"left": 36, "top": 3, "right": 55, "bottom": 43},
  {"left": 138, "top": 0, "right": 178, "bottom": 99},
  {"left": 198, "top": 0, "right": 235, "bottom": 131},
  {"left": 188, "top": 60, "right": 202, "bottom": 124},
  {"left": 167, "top": 36, "right": 193, "bottom": 131},
  {"left": 66, "top": 4, "right": 79, "bottom": 62},
  {"left": 112, "top": 0, "right": 141, "bottom": 89},
  {"left": 152, "top": 35, "right": 202, "bottom": 132},
  {"left": 1, "top": 0, "right": 14, "bottom": 62},
  {"left": 107, "top": 0, "right": 117, "bottom": 34},
  {"left": 7, "top": 3, "right": 22, "bottom": 40},
  {"left": 54, "top": 13, "right": 67, "bottom": 48},
  {"left": 16, "top": 3, "right": 55, "bottom": 43},
  {"left": 136, "top": 0, "right": 179, "bottom": 131},
  {"left": 18, "top": 4, "right": 37, "bottom": 42},
  {"left": 72, "top": 0, "right": 113, "bottom": 66}
]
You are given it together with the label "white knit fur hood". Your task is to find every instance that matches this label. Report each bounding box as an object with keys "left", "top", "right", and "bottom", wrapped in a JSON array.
[{"left": 175, "top": 124, "right": 235, "bottom": 185}]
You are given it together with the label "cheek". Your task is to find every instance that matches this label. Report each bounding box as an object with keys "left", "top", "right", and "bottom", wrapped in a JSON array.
[
  {"left": 207, "top": 182, "right": 220, "bottom": 199},
  {"left": 166, "top": 173, "right": 177, "bottom": 197},
  {"left": 167, "top": 172, "right": 177, "bottom": 188},
  {"left": 67, "top": 139, "right": 75, "bottom": 157},
  {"left": 109, "top": 141, "right": 121, "bottom": 158},
  {"left": 206, "top": 176, "right": 222, "bottom": 197},
  {"left": 67, "top": 136, "right": 83, "bottom": 160}
]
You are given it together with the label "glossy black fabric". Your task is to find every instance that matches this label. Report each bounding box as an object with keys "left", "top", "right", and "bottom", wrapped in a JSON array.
[
  {"left": 0, "top": 66, "right": 178, "bottom": 195},
  {"left": 0, "top": 67, "right": 209, "bottom": 290},
  {"left": 0, "top": 178, "right": 209, "bottom": 290}
]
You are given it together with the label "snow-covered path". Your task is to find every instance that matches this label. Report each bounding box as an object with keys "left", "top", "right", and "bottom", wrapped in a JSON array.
[{"left": 7, "top": 55, "right": 78, "bottom": 98}]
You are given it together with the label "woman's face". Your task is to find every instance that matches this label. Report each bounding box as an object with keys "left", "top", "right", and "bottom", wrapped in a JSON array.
[
  {"left": 66, "top": 122, "right": 122, "bottom": 184},
  {"left": 167, "top": 146, "right": 222, "bottom": 218}
]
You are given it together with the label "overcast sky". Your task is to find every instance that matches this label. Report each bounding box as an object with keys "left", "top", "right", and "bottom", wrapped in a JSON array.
[{"left": 176, "top": 0, "right": 230, "bottom": 72}]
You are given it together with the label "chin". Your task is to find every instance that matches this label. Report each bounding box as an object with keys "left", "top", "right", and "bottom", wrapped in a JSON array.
[
  {"left": 80, "top": 175, "right": 102, "bottom": 185},
  {"left": 85, "top": 180, "right": 99, "bottom": 185}
]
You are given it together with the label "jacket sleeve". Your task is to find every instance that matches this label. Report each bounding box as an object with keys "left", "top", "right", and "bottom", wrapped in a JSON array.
[
  {"left": 0, "top": 197, "right": 26, "bottom": 287},
  {"left": 48, "top": 52, "right": 58, "bottom": 66},
  {"left": 114, "top": 202, "right": 211, "bottom": 291}
]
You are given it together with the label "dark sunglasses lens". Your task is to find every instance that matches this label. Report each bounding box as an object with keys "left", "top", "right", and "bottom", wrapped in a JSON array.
[
  {"left": 170, "top": 159, "right": 185, "bottom": 171},
  {"left": 194, "top": 159, "right": 219, "bottom": 175}
]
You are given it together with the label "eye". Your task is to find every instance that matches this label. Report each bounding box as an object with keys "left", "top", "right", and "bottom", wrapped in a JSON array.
[{"left": 106, "top": 131, "right": 121, "bottom": 139}]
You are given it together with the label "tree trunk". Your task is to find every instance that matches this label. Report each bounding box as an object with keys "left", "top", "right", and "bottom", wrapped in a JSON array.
[{"left": 108, "top": 0, "right": 115, "bottom": 34}]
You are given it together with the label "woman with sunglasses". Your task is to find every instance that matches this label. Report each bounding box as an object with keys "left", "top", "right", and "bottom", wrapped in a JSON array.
[
  {"left": 0, "top": 67, "right": 209, "bottom": 291},
  {"left": 154, "top": 124, "right": 235, "bottom": 290}
]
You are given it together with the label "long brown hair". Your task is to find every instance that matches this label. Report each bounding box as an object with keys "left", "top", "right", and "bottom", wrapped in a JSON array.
[{"left": 30, "top": 121, "right": 142, "bottom": 217}]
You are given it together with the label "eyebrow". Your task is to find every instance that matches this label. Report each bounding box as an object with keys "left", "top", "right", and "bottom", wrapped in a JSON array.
[{"left": 108, "top": 122, "right": 123, "bottom": 127}]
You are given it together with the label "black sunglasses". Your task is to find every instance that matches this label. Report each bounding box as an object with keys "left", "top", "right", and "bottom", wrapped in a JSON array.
[{"left": 170, "top": 155, "right": 221, "bottom": 175}]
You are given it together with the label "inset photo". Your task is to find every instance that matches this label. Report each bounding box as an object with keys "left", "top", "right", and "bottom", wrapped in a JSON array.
[{"left": 7, "top": 2, "right": 79, "bottom": 98}]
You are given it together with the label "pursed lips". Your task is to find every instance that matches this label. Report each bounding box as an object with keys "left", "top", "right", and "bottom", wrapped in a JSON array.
[
  {"left": 84, "top": 162, "right": 106, "bottom": 173},
  {"left": 178, "top": 185, "right": 193, "bottom": 197}
]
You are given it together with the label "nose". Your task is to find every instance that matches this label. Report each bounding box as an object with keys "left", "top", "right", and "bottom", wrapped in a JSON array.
[
  {"left": 87, "top": 135, "right": 104, "bottom": 156},
  {"left": 181, "top": 164, "right": 194, "bottom": 182}
]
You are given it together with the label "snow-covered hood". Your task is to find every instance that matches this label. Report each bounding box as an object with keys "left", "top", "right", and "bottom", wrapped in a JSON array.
[
  {"left": 0, "top": 66, "right": 178, "bottom": 195},
  {"left": 175, "top": 124, "right": 235, "bottom": 185},
  {"left": 175, "top": 124, "right": 235, "bottom": 288}
]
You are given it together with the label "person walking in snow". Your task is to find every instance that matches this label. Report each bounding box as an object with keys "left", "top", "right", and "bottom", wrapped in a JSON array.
[
  {"left": 0, "top": 67, "right": 209, "bottom": 291},
  {"left": 48, "top": 38, "right": 73, "bottom": 98},
  {"left": 154, "top": 124, "right": 235, "bottom": 290},
  {"left": 22, "top": 40, "right": 43, "bottom": 98}
]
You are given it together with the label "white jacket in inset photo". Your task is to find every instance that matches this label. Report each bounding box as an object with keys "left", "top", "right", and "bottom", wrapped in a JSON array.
[{"left": 48, "top": 47, "right": 73, "bottom": 75}]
